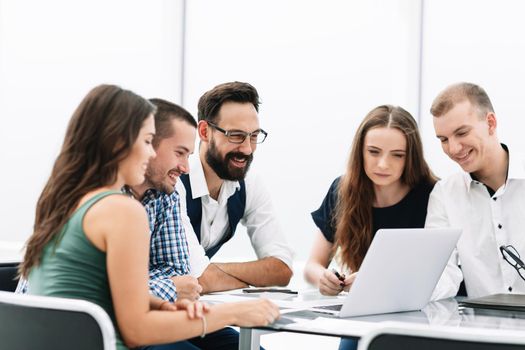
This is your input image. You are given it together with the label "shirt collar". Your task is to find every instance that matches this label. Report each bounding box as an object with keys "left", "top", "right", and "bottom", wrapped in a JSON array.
[
  {"left": 461, "top": 143, "right": 525, "bottom": 191},
  {"left": 189, "top": 155, "right": 240, "bottom": 200},
  {"left": 122, "top": 185, "right": 177, "bottom": 205}
]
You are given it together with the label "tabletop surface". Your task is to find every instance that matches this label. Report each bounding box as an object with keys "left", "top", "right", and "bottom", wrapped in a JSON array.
[{"left": 202, "top": 289, "right": 525, "bottom": 338}]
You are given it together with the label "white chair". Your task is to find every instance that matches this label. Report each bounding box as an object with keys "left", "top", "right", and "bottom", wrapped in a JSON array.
[
  {"left": 0, "top": 291, "right": 117, "bottom": 349},
  {"left": 357, "top": 323, "right": 525, "bottom": 350}
]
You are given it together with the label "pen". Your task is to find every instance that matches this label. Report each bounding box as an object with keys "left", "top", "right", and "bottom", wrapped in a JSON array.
[{"left": 331, "top": 268, "right": 346, "bottom": 287}]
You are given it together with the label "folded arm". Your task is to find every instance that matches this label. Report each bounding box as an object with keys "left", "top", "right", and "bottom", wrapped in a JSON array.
[
  {"left": 214, "top": 257, "right": 293, "bottom": 287},
  {"left": 198, "top": 263, "right": 248, "bottom": 293}
]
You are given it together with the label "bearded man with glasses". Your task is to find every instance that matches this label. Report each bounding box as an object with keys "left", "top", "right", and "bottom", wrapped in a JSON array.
[{"left": 176, "top": 81, "right": 293, "bottom": 294}]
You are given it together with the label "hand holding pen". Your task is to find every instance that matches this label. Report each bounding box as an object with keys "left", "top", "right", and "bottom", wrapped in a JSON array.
[
  {"left": 318, "top": 268, "right": 347, "bottom": 296},
  {"left": 335, "top": 269, "right": 358, "bottom": 293},
  {"left": 332, "top": 268, "right": 346, "bottom": 287}
]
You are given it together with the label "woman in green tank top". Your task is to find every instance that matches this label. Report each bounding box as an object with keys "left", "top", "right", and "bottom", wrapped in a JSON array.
[{"left": 21, "top": 84, "right": 280, "bottom": 350}]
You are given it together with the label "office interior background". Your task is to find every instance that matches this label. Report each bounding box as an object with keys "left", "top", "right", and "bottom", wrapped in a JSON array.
[{"left": 2, "top": 0, "right": 525, "bottom": 264}]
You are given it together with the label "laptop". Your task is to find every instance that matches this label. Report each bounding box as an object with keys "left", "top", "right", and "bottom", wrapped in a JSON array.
[{"left": 310, "top": 228, "right": 461, "bottom": 317}]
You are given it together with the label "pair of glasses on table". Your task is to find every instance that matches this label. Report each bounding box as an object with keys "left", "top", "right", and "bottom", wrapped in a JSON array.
[{"left": 500, "top": 245, "right": 525, "bottom": 281}]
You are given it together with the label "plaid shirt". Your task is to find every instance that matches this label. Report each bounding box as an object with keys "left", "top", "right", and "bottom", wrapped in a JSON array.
[{"left": 140, "top": 188, "right": 191, "bottom": 302}]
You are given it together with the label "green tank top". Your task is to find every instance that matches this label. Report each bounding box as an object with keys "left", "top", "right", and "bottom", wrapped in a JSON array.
[{"left": 28, "top": 190, "right": 128, "bottom": 350}]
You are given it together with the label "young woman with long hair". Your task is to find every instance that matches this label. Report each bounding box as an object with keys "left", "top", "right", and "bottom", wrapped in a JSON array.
[
  {"left": 304, "top": 105, "right": 436, "bottom": 349},
  {"left": 21, "top": 84, "right": 279, "bottom": 350},
  {"left": 305, "top": 104, "right": 436, "bottom": 292}
]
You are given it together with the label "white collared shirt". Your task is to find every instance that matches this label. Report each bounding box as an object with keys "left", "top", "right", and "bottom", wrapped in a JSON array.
[
  {"left": 176, "top": 158, "right": 294, "bottom": 276},
  {"left": 427, "top": 147, "right": 525, "bottom": 299}
]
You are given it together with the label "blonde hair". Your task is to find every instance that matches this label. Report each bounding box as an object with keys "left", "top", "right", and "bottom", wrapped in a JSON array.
[{"left": 430, "top": 82, "right": 494, "bottom": 118}]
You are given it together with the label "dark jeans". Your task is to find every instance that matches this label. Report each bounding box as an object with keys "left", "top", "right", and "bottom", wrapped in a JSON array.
[{"left": 141, "top": 327, "right": 264, "bottom": 350}]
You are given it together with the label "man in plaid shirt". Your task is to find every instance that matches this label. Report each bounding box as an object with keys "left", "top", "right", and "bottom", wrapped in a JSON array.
[
  {"left": 130, "top": 98, "right": 254, "bottom": 350},
  {"left": 128, "top": 98, "right": 202, "bottom": 302},
  {"left": 124, "top": 186, "right": 195, "bottom": 301}
]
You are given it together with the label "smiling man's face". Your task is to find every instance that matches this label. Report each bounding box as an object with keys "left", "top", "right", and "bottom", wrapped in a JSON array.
[
  {"left": 203, "top": 101, "right": 260, "bottom": 181},
  {"left": 144, "top": 118, "right": 196, "bottom": 194},
  {"left": 433, "top": 99, "right": 494, "bottom": 174}
]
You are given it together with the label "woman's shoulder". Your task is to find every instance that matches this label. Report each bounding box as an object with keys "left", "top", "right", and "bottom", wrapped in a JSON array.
[
  {"left": 328, "top": 175, "right": 342, "bottom": 192},
  {"left": 408, "top": 180, "right": 436, "bottom": 202},
  {"left": 86, "top": 192, "right": 146, "bottom": 224}
]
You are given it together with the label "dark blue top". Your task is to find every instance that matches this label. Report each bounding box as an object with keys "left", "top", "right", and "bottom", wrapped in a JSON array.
[
  {"left": 180, "top": 174, "right": 246, "bottom": 258},
  {"left": 311, "top": 177, "right": 434, "bottom": 243}
]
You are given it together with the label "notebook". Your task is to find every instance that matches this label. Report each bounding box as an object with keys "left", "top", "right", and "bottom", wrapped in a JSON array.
[
  {"left": 310, "top": 228, "right": 461, "bottom": 317},
  {"left": 460, "top": 293, "right": 525, "bottom": 312}
]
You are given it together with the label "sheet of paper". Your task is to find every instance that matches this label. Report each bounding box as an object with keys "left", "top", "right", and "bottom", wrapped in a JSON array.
[
  {"left": 200, "top": 293, "right": 253, "bottom": 304},
  {"left": 201, "top": 290, "right": 346, "bottom": 308},
  {"left": 272, "top": 295, "right": 345, "bottom": 309}
]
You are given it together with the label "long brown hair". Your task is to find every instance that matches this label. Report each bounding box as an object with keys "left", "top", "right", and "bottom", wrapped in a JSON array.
[
  {"left": 334, "top": 105, "right": 436, "bottom": 272},
  {"left": 20, "top": 84, "right": 155, "bottom": 277}
]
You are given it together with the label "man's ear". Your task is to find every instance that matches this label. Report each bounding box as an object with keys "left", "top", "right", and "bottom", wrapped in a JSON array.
[
  {"left": 486, "top": 112, "right": 497, "bottom": 135},
  {"left": 198, "top": 120, "right": 210, "bottom": 141}
]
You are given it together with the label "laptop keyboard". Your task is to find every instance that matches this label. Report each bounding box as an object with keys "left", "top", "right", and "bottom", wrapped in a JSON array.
[{"left": 316, "top": 304, "right": 343, "bottom": 311}]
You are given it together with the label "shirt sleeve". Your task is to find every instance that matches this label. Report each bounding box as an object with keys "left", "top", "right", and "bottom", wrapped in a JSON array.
[
  {"left": 146, "top": 191, "right": 190, "bottom": 301},
  {"left": 176, "top": 180, "right": 210, "bottom": 278},
  {"left": 426, "top": 181, "right": 463, "bottom": 300},
  {"left": 241, "top": 173, "right": 294, "bottom": 268},
  {"left": 148, "top": 268, "right": 178, "bottom": 302},
  {"left": 311, "top": 177, "right": 340, "bottom": 243}
]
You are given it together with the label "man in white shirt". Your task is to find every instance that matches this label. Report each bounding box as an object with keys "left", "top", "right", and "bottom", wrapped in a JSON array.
[
  {"left": 178, "top": 81, "right": 294, "bottom": 292},
  {"left": 427, "top": 82, "right": 525, "bottom": 299}
]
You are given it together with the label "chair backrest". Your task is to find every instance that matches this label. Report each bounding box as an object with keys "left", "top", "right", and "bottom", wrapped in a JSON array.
[
  {"left": 358, "top": 323, "right": 525, "bottom": 350},
  {"left": 0, "top": 263, "right": 19, "bottom": 292},
  {"left": 0, "top": 291, "right": 116, "bottom": 350}
]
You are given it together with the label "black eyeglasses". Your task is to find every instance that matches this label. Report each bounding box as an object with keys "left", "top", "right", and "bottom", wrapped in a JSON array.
[
  {"left": 500, "top": 245, "right": 525, "bottom": 281},
  {"left": 207, "top": 121, "right": 268, "bottom": 144}
]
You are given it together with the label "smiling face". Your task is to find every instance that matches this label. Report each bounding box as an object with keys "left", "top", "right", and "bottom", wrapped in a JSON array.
[
  {"left": 118, "top": 114, "right": 156, "bottom": 186},
  {"left": 433, "top": 99, "right": 496, "bottom": 174},
  {"left": 202, "top": 101, "right": 260, "bottom": 181},
  {"left": 143, "top": 118, "right": 196, "bottom": 194},
  {"left": 363, "top": 126, "right": 407, "bottom": 188}
]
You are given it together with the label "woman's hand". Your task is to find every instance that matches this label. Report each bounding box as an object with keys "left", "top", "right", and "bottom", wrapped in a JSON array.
[
  {"left": 319, "top": 269, "right": 346, "bottom": 295},
  {"left": 226, "top": 299, "right": 281, "bottom": 327},
  {"left": 342, "top": 272, "right": 358, "bottom": 292},
  {"left": 169, "top": 299, "right": 211, "bottom": 319}
]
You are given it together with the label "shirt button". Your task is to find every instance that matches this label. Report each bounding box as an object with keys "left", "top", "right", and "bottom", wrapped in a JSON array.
[
  {"left": 498, "top": 224, "right": 503, "bottom": 229},
  {"left": 509, "top": 286, "right": 513, "bottom": 292},
  {"left": 493, "top": 197, "right": 497, "bottom": 201}
]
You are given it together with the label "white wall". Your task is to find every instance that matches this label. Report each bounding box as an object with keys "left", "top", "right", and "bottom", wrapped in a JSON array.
[
  {"left": 183, "top": 0, "right": 424, "bottom": 262},
  {"left": 419, "top": 0, "right": 525, "bottom": 178},
  {"left": 0, "top": 0, "right": 183, "bottom": 241},
  {"left": 2, "top": 0, "right": 525, "bottom": 263}
]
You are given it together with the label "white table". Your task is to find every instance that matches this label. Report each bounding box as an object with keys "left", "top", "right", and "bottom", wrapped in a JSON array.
[{"left": 202, "top": 290, "right": 525, "bottom": 350}]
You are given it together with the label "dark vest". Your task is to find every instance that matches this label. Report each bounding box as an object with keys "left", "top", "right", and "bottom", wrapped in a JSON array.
[{"left": 180, "top": 174, "right": 246, "bottom": 258}]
